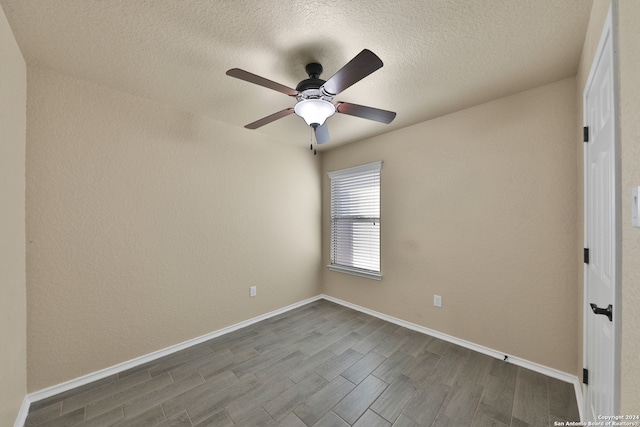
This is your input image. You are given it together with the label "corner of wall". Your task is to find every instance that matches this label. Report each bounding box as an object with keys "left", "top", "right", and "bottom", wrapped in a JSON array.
[{"left": 0, "top": 5, "right": 28, "bottom": 426}]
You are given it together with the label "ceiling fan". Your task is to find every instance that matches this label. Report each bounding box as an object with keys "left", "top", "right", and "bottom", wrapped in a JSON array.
[{"left": 226, "top": 49, "right": 396, "bottom": 145}]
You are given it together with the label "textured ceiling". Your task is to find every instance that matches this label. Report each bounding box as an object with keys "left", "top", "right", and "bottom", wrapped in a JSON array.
[{"left": 1, "top": 0, "right": 593, "bottom": 150}]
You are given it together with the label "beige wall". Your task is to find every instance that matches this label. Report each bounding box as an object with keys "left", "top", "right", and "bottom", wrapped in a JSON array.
[
  {"left": 617, "top": 0, "right": 640, "bottom": 414},
  {"left": 25, "top": 67, "right": 321, "bottom": 391},
  {"left": 577, "top": 0, "right": 640, "bottom": 412},
  {"left": 0, "top": 5, "right": 27, "bottom": 425},
  {"left": 321, "top": 78, "right": 579, "bottom": 374}
]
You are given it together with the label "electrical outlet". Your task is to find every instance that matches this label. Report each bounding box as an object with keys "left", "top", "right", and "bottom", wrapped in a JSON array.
[
  {"left": 250, "top": 286, "right": 256, "bottom": 297},
  {"left": 434, "top": 294, "right": 442, "bottom": 308}
]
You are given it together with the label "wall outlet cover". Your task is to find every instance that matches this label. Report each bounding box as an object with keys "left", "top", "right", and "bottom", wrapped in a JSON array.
[{"left": 434, "top": 294, "right": 442, "bottom": 308}]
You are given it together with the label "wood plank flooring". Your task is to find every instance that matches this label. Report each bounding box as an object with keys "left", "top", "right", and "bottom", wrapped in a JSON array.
[{"left": 24, "top": 300, "right": 579, "bottom": 426}]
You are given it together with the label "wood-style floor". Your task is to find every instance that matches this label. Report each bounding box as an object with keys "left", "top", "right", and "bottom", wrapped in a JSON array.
[{"left": 24, "top": 299, "right": 579, "bottom": 427}]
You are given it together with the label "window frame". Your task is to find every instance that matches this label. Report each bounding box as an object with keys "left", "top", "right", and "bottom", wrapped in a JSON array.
[{"left": 327, "top": 161, "right": 382, "bottom": 280}]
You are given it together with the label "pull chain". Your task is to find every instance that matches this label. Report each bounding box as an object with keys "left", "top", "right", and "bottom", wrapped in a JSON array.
[{"left": 309, "top": 127, "right": 316, "bottom": 156}]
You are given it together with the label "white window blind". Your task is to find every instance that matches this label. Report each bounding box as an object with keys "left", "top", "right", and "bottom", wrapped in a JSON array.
[{"left": 328, "top": 161, "right": 382, "bottom": 280}]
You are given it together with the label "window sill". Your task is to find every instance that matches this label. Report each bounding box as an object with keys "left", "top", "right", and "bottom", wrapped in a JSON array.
[{"left": 327, "top": 265, "right": 382, "bottom": 281}]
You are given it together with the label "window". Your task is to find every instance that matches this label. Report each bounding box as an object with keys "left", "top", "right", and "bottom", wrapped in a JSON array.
[{"left": 327, "top": 161, "right": 382, "bottom": 280}]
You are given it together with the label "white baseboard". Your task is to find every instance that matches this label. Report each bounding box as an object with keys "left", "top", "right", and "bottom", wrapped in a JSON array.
[
  {"left": 321, "top": 294, "right": 582, "bottom": 394},
  {"left": 19, "top": 293, "right": 583, "bottom": 425},
  {"left": 13, "top": 395, "right": 30, "bottom": 427},
  {"left": 23, "top": 295, "right": 323, "bottom": 411},
  {"left": 575, "top": 380, "right": 585, "bottom": 421}
]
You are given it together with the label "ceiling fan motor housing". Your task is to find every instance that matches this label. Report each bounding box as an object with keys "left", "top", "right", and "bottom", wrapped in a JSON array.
[{"left": 295, "top": 63, "right": 327, "bottom": 94}]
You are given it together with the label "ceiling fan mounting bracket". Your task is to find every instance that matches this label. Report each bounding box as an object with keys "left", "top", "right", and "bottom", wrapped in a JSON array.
[
  {"left": 295, "top": 63, "right": 329, "bottom": 94},
  {"left": 305, "top": 63, "right": 323, "bottom": 79}
]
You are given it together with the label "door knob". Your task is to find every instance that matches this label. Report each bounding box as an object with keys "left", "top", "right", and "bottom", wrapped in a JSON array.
[{"left": 590, "top": 303, "right": 613, "bottom": 322}]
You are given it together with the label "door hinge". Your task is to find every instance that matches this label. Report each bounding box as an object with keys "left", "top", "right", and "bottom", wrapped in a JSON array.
[
  {"left": 584, "top": 126, "right": 589, "bottom": 142},
  {"left": 583, "top": 368, "right": 589, "bottom": 385},
  {"left": 584, "top": 248, "right": 590, "bottom": 264}
]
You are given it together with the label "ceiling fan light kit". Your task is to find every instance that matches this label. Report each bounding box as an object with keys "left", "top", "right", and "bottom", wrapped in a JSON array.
[
  {"left": 226, "top": 49, "right": 396, "bottom": 146},
  {"left": 294, "top": 99, "right": 335, "bottom": 126}
]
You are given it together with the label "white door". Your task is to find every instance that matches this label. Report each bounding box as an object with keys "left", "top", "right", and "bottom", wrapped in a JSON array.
[{"left": 583, "top": 3, "right": 619, "bottom": 420}]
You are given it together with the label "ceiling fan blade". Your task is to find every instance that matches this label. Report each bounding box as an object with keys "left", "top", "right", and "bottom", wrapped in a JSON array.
[
  {"left": 314, "top": 123, "right": 330, "bottom": 144},
  {"left": 336, "top": 102, "right": 396, "bottom": 124},
  {"left": 245, "top": 108, "right": 295, "bottom": 129},
  {"left": 226, "top": 68, "right": 299, "bottom": 97},
  {"left": 321, "top": 49, "right": 384, "bottom": 96}
]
